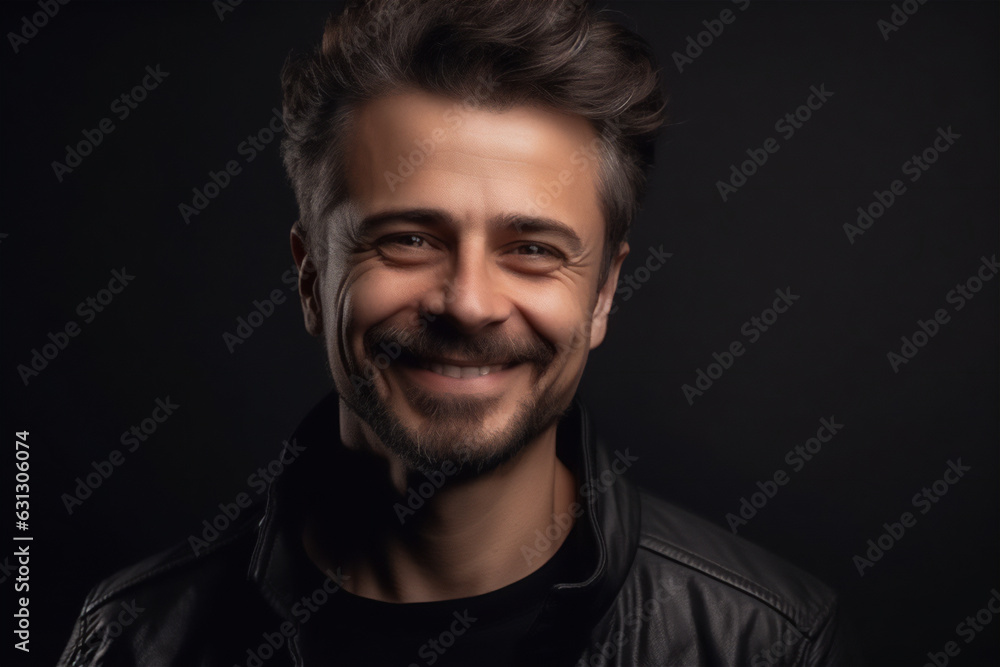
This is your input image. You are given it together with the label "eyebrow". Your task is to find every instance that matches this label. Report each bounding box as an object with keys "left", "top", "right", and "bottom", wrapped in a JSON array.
[
  {"left": 356, "top": 208, "right": 585, "bottom": 257},
  {"left": 500, "top": 213, "right": 585, "bottom": 257}
]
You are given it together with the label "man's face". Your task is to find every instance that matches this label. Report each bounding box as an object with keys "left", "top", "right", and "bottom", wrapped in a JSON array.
[{"left": 295, "top": 89, "right": 627, "bottom": 474}]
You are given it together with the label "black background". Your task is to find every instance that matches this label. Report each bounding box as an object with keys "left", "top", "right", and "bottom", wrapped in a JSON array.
[{"left": 1, "top": 1, "right": 997, "bottom": 665}]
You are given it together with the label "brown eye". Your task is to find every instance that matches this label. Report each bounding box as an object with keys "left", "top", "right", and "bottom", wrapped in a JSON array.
[
  {"left": 377, "top": 233, "right": 432, "bottom": 251},
  {"left": 375, "top": 233, "right": 441, "bottom": 265},
  {"left": 388, "top": 234, "right": 425, "bottom": 247},
  {"left": 502, "top": 242, "right": 566, "bottom": 275},
  {"left": 515, "top": 243, "right": 554, "bottom": 257}
]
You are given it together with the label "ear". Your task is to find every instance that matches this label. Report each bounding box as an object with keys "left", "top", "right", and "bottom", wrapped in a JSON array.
[
  {"left": 589, "top": 241, "right": 629, "bottom": 350},
  {"left": 290, "top": 223, "right": 323, "bottom": 336}
]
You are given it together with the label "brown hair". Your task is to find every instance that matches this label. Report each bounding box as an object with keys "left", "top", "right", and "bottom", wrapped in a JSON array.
[{"left": 281, "top": 0, "right": 666, "bottom": 286}]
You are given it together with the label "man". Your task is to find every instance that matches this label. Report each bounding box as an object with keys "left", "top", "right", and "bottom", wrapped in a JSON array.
[{"left": 58, "top": 1, "right": 861, "bottom": 665}]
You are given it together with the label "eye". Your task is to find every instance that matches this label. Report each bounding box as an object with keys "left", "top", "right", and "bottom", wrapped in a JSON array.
[
  {"left": 501, "top": 242, "right": 567, "bottom": 275},
  {"left": 385, "top": 234, "right": 426, "bottom": 248},
  {"left": 513, "top": 243, "right": 557, "bottom": 257},
  {"left": 374, "top": 233, "right": 441, "bottom": 265}
]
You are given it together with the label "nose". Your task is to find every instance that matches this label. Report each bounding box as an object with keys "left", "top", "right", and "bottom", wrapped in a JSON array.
[{"left": 422, "top": 245, "right": 512, "bottom": 334}]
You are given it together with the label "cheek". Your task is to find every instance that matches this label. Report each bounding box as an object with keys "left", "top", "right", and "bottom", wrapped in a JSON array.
[
  {"left": 517, "top": 285, "right": 592, "bottom": 357},
  {"left": 338, "top": 268, "right": 430, "bottom": 346}
]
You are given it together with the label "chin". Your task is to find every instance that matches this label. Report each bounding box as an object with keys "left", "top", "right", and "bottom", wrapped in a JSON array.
[{"left": 350, "top": 368, "right": 569, "bottom": 477}]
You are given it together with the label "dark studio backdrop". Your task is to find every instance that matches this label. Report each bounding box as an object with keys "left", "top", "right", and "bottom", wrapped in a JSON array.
[{"left": 0, "top": 0, "right": 997, "bottom": 665}]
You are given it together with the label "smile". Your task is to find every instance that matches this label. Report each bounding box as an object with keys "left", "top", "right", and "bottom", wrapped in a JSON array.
[
  {"left": 389, "top": 351, "right": 522, "bottom": 390},
  {"left": 416, "top": 359, "right": 506, "bottom": 378}
]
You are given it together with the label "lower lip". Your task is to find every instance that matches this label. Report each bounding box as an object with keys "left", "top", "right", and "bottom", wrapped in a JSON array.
[{"left": 395, "top": 363, "right": 522, "bottom": 393}]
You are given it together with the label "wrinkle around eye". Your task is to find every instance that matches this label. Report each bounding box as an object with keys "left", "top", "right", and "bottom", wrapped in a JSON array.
[
  {"left": 498, "top": 252, "right": 567, "bottom": 277},
  {"left": 372, "top": 232, "right": 447, "bottom": 266}
]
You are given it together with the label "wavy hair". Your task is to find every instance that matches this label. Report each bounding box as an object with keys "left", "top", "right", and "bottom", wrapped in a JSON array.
[{"left": 281, "top": 0, "right": 667, "bottom": 285}]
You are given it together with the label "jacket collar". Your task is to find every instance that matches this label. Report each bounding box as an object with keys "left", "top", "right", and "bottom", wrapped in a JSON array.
[{"left": 248, "top": 390, "right": 640, "bottom": 652}]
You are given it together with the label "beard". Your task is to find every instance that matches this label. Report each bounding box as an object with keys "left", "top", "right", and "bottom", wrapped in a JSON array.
[{"left": 340, "top": 319, "right": 569, "bottom": 478}]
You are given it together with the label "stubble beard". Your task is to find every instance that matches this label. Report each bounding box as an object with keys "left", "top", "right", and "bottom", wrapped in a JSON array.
[
  {"left": 340, "top": 323, "right": 569, "bottom": 478},
  {"left": 347, "top": 363, "right": 569, "bottom": 478}
]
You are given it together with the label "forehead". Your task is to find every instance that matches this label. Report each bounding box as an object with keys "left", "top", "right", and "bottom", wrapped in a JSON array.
[{"left": 343, "top": 89, "right": 604, "bottom": 240}]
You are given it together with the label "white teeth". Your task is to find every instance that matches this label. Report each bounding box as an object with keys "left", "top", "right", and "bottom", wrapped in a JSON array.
[{"left": 418, "top": 360, "right": 506, "bottom": 378}]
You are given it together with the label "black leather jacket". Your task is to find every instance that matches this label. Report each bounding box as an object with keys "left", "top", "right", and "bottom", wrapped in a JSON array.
[{"left": 58, "top": 392, "right": 862, "bottom": 666}]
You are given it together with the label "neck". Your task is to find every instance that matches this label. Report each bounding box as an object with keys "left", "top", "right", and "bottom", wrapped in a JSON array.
[{"left": 301, "top": 403, "right": 578, "bottom": 603}]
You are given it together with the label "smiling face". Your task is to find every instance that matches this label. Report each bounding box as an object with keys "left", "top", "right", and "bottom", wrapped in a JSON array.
[{"left": 293, "top": 89, "right": 627, "bottom": 475}]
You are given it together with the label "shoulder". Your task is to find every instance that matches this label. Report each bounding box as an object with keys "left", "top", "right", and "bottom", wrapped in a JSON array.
[
  {"left": 637, "top": 490, "right": 836, "bottom": 628},
  {"left": 57, "top": 509, "right": 271, "bottom": 667},
  {"left": 85, "top": 515, "right": 256, "bottom": 610},
  {"left": 619, "top": 490, "right": 862, "bottom": 665}
]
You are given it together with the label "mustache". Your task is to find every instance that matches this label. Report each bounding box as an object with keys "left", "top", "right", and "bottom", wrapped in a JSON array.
[{"left": 363, "top": 321, "right": 557, "bottom": 368}]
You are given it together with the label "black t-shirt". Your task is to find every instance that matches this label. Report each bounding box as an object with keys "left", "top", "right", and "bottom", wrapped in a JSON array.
[{"left": 295, "top": 522, "right": 585, "bottom": 667}]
